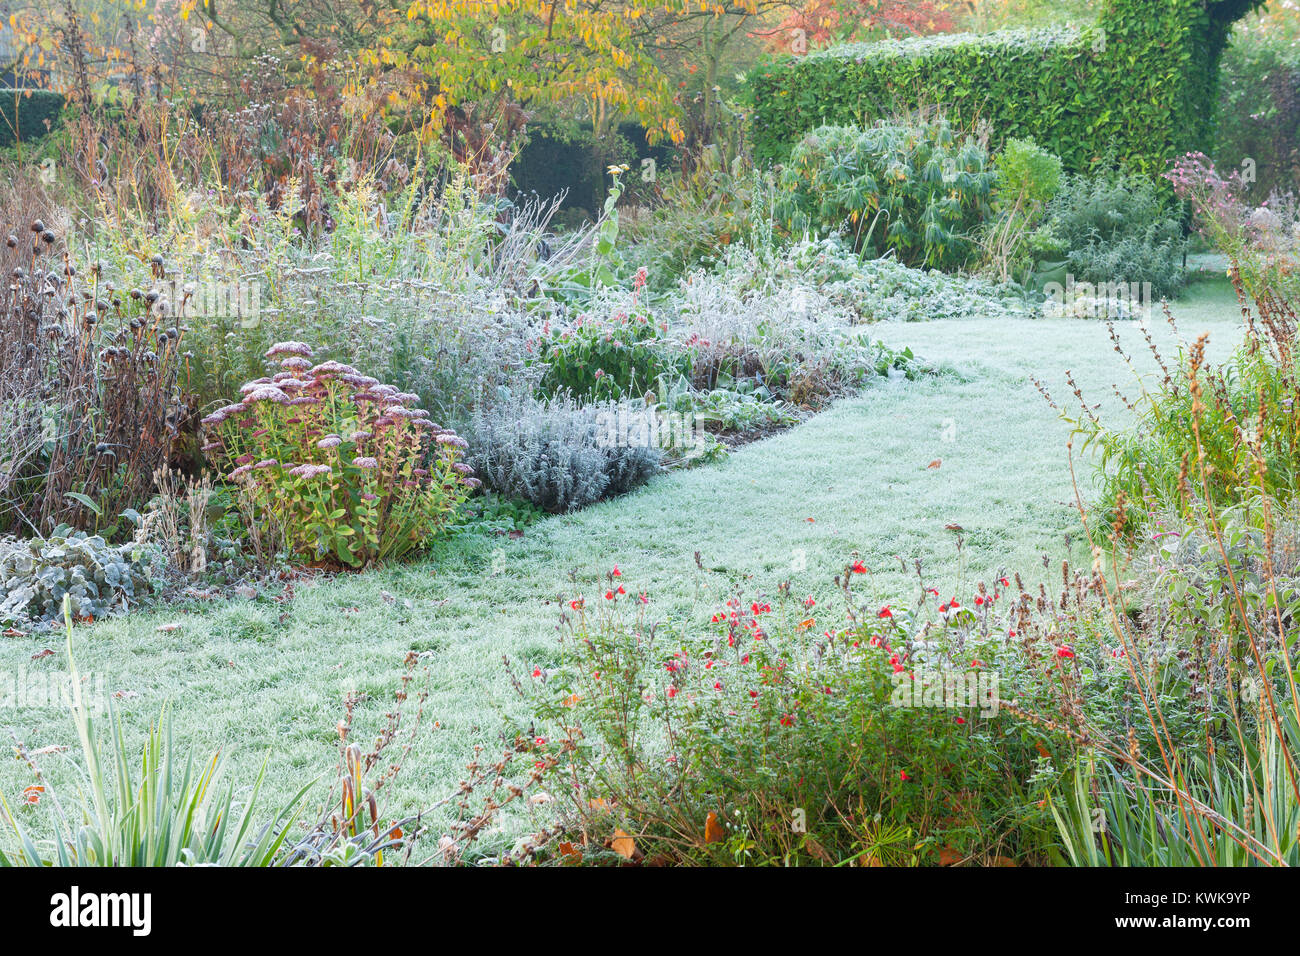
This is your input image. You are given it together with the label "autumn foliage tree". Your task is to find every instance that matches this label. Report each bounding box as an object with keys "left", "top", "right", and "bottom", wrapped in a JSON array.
[{"left": 758, "top": 0, "right": 956, "bottom": 53}]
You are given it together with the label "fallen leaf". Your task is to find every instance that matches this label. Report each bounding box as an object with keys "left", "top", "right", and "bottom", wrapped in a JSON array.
[
  {"left": 30, "top": 649, "right": 53, "bottom": 660},
  {"left": 927, "top": 458, "right": 942, "bottom": 469},
  {"left": 804, "top": 837, "right": 832, "bottom": 863},
  {"left": 561, "top": 693, "right": 582, "bottom": 708},
  {"left": 557, "top": 841, "right": 582, "bottom": 862},
  {"left": 22, "top": 785, "right": 43, "bottom": 805},
  {"left": 610, "top": 829, "right": 638, "bottom": 860},
  {"left": 704, "top": 811, "right": 725, "bottom": 845},
  {"left": 989, "top": 855, "right": 1017, "bottom": 867},
  {"left": 938, "top": 845, "right": 962, "bottom": 866},
  {"left": 3, "top": 628, "right": 26, "bottom": 637},
  {"left": 113, "top": 690, "right": 140, "bottom": 700},
  {"left": 944, "top": 523, "right": 964, "bottom": 532},
  {"left": 29, "top": 745, "right": 67, "bottom": 757},
  {"left": 156, "top": 623, "right": 181, "bottom": 633}
]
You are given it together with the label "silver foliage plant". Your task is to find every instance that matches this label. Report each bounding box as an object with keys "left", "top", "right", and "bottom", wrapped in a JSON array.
[{"left": 467, "top": 392, "right": 662, "bottom": 513}]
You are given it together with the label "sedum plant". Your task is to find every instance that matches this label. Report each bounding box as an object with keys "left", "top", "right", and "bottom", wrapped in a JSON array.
[{"left": 201, "top": 343, "right": 479, "bottom": 568}]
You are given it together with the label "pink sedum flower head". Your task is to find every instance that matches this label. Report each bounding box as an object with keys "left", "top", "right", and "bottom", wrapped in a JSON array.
[
  {"left": 265, "top": 341, "right": 314, "bottom": 359},
  {"left": 288, "top": 463, "right": 332, "bottom": 479}
]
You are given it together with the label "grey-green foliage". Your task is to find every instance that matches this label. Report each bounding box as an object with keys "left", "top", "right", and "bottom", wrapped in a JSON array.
[
  {"left": 702, "top": 239, "right": 1034, "bottom": 326},
  {"left": 0, "top": 532, "right": 162, "bottom": 626},
  {"left": 468, "top": 393, "right": 662, "bottom": 513},
  {"left": 1044, "top": 172, "right": 1187, "bottom": 298}
]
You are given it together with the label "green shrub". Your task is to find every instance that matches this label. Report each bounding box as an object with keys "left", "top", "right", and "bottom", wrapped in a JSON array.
[
  {"left": 1043, "top": 171, "right": 1187, "bottom": 299},
  {"left": 980, "top": 137, "right": 1064, "bottom": 283},
  {"left": 534, "top": 306, "right": 691, "bottom": 402},
  {"left": 750, "top": 0, "right": 1261, "bottom": 178},
  {"left": 775, "top": 117, "right": 994, "bottom": 270},
  {"left": 516, "top": 565, "right": 1066, "bottom": 866},
  {"left": 1073, "top": 336, "right": 1298, "bottom": 529},
  {"left": 992, "top": 137, "right": 1063, "bottom": 211},
  {"left": 201, "top": 343, "right": 476, "bottom": 568},
  {"left": 1049, "top": 500, "right": 1300, "bottom": 868},
  {"left": 0, "top": 531, "right": 162, "bottom": 627}
]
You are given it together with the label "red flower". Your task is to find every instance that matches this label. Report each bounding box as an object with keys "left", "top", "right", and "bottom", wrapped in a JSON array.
[
  {"left": 611, "top": 565, "right": 622, "bottom": 577},
  {"left": 779, "top": 714, "right": 795, "bottom": 727},
  {"left": 604, "top": 590, "right": 615, "bottom": 600},
  {"left": 569, "top": 598, "right": 584, "bottom": 610},
  {"left": 666, "top": 686, "right": 679, "bottom": 698},
  {"left": 878, "top": 606, "right": 893, "bottom": 619},
  {"left": 899, "top": 770, "right": 910, "bottom": 782},
  {"left": 531, "top": 667, "right": 542, "bottom": 678},
  {"left": 804, "top": 595, "right": 816, "bottom": 608},
  {"left": 851, "top": 560, "right": 867, "bottom": 574},
  {"left": 955, "top": 717, "right": 966, "bottom": 725},
  {"left": 1057, "top": 647, "right": 1075, "bottom": 659}
]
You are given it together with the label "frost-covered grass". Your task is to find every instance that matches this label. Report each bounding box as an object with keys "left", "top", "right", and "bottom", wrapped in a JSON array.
[{"left": 0, "top": 279, "right": 1245, "bottom": 856}]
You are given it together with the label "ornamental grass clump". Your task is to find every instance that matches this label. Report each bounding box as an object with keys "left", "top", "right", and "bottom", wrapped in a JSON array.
[{"left": 201, "top": 343, "right": 478, "bottom": 568}]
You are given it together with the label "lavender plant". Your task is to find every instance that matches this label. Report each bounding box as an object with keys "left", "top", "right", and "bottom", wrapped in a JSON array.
[{"left": 468, "top": 392, "right": 662, "bottom": 513}]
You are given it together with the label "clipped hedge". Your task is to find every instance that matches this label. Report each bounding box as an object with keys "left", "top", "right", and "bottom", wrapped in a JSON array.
[
  {"left": 751, "top": 0, "right": 1262, "bottom": 177},
  {"left": 0, "top": 88, "right": 65, "bottom": 148}
]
